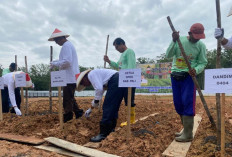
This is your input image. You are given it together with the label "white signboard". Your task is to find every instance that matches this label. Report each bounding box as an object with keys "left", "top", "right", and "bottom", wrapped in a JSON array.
[
  {"left": 0, "top": 77, "right": 4, "bottom": 89},
  {"left": 204, "top": 68, "right": 232, "bottom": 93},
  {"left": 119, "top": 69, "right": 141, "bottom": 87},
  {"left": 51, "top": 70, "right": 67, "bottom": 87},
  {"left": 15, "top": 73, "right": 26, "bottom": 87}
]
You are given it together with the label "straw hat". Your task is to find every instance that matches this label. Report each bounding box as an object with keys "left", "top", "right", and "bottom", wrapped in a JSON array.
[
  {"left": 76, "top": 69, "right": 92, "bottom": 92},
  {"left": 228, "top": 6, "right": 232, "bottom": 17},
  {"left": 48, "top": 28, "right": 70, "bottom": 41}
]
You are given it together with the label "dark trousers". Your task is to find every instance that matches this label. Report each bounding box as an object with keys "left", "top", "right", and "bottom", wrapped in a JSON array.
[
  {"left": 63, "top": 83, "right": 81, "bottom": 114},
  {"left": 101, "top": 73, "right": 126, "bottom": 125},
  {"left": 123, "top": 87, "right": 136, "bottom": 107},
  {"left": 1, "top": 87, "right": 21, "bottom": 113}
]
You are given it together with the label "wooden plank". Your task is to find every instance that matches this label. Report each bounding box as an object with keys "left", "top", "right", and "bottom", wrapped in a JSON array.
[
  {"left": 35, "top": 145, "right": 85, "bottom": 157},
  {"left": 83, "top": 142, "right": 100, "bottom": 149},
  {"left": 137, "top": 113, "right": 159, "bottom": 121},
  {"left": 45, "top": 137, "right": 120, "bottom": 157},
  {"left": 0, "top": 133, "right": 45, "bottom": 145},
  {"left": 162, "top": 114, "right": 202, "bottom": 157},
  {"left": 116, "top": 113, "right": 159, "bottom": 131}
]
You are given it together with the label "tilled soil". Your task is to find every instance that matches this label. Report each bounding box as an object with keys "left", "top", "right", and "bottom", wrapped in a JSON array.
[{"left": 0, "top": 95, "right": 231, "bottom": 157}]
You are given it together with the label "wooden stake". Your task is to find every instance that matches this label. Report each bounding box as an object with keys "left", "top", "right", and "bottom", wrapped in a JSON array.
[
  {"left": 99, "top": 35, "right": 109, "bottom": 112},
  {"left": 126, "top": 87, "right": 132, "bottom": 141},
  {"left": 215, "top": 0, "right": 222, "bottom": 146},
  {"left": 49, "top": 46, "right": 53, "bottom": 113},
  {"left": 0, "top": 90, "right": 2, "bottom": 120},
  {"left": 58, "top": 87, "right": 63, "bottom": 130},
  {"left": 25, "top": 56, "right": 28, "bottom": 115},
  {"left": 20, "top": 87, "right": 25, "bottom": 117},
  {"left": 167, "top": 16, "right": 216, "bottom": 128},
  {"left": 15, "top": 55, "right": 17, "bottom": 71},
  {"left": 104, "top": 35, "right": 109, "bottom": 68},
  {"left": 221, "top": 93, "right": 225, "bottom": 157}
]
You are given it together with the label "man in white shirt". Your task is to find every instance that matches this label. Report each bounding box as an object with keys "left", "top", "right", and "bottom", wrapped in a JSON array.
[
  {"left": 2, "top": 63, "right": 20, "bottom": 110},
  {"left": 214, "top": 6, "right": 232, "bottom": 49},
  {"left": 76, "top": 69, "right": 126, "bottom": 142},
  {"left": 1, "top": 71, "right": 33, "bottom": 116},
  {"left": 48, "top": 28, "right": 83, "bottom": 123}
]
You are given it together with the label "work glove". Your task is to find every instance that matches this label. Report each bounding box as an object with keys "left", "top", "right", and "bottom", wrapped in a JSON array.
[
  {"left": 214, "top": 28, "right": 224, "bottom": 39},
  {"left": 85, "top": 108, "right": 92, "bottom": 118},
  {"left": 13, "top": 106, "right": 22, "bottom": 116},
  {"left": 172, "top": 31, "right": 179, "bottom": 42},
  {"left": 91, "top": 100, "right": 99, "bottom": 108}
]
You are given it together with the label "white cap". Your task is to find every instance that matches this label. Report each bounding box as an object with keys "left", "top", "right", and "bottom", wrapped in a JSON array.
[
  {"left": 48, "top": 28, "right": 70, "bottom": 41},
  {"left": 228, "top": 6, "right": 232, "bottom": 17}
]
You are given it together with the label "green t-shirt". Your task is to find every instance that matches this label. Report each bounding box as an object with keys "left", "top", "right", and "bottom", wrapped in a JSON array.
[
  {"left": 2, "top": 68, "right": 10, "bottom": 76},
  {"left": 166, "top": 36, "right": 208, "bottom": 75},
  {"left": 110, "top": 48, "right": 136, "bottom": 70}
]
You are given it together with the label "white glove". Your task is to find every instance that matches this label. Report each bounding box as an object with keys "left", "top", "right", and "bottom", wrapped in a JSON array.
[
  {"left": 91, "top": 100, "right": 99, "bottom": 108},
  {"left": 214, "top": 28, "right": 224, "bottom": 39},
  {"left": 14, "top": 106, "right": 22, "bottom": 116},
  {"left": 85, "top": 108, "right": 92, "bottom": 118}
]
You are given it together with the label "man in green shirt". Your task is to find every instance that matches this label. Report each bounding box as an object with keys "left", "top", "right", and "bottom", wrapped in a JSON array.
[
  {"left": 166, "top": 23, "right": 208, "bottom": 142},
  {"left": 104, "top": 38, "right": 136, "bottom": 127}
]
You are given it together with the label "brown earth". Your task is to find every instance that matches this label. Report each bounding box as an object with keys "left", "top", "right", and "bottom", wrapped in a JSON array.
[{"left": 0, "top": 95, "right": 231, "bottom": 157}]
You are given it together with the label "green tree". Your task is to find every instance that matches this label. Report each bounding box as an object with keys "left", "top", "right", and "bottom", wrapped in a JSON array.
[
  {"left": 221, "top": 49, "right": 232, "bottom": 68},
  {"left": 79, "top": 65, "right": 94, "bottom": 72},
  {"left": 137, "top": 57, "right": 156, "bottom": 64},
  {"left": 29, "top": 64, "right": 50, "bottom": 91},
  {"left": 156, "top": 53, "right": 172, "bottom": 63}
]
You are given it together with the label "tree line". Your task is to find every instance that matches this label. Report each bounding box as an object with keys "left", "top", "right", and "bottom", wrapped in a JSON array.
[{"left": 0, "top": 49, "right": 231, "bottom": 90}]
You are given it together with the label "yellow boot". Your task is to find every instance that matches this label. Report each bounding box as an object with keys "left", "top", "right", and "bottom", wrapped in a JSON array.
[{"left": 120, "top": 107, "right": 136, "bottom": 127}]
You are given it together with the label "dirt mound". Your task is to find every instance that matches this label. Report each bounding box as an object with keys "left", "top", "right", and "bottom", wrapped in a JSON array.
[{"left": 0, "top": 96, "right": 231, "bottom": 156}]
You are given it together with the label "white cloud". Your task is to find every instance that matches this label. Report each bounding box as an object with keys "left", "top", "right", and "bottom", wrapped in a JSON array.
[{"left": 0, "top": 0, "right": 231, "bottom": 69}]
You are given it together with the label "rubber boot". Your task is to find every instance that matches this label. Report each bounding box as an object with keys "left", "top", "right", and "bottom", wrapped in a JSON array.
[
  {"left": 175, "top": 115, "right": 183, "bottom": 137},
  {"left": 63, "top": 112, "right": 73, "bottom": 123},
  {"left": 74, "top": 109, "right": 84, "bottom": 119},
  {"left": 175, "top": 116, "right": 194, "bottom": 142},
  {"left": 90, "top": 123, "right": 112, "bottom": 142},
  {"left": 120, "top": 107, "right": 136, "bottom": 127}
]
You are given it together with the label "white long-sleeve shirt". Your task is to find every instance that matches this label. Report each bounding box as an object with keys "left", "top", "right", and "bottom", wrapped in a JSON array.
[
  {"left": 3, "top": 73, "right": 18, "bottom": 108},
  {"left": 88, "top": 69, "right": 117, "bottom": 100},
  {"left": 53, "top": 41, "right": 80, "bottom": 84},
  {"left": 223, "top": 36, "right": 232, "bottom": 49}
]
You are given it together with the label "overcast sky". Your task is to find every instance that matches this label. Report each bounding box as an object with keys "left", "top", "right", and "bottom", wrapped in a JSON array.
[{"left": 0, "top": 0, "right": 231, "bottom": 69}]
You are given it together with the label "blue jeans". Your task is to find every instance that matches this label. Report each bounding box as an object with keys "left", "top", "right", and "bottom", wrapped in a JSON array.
[{"left": 171, "top": 75, "right": 196, "bottom": 116}]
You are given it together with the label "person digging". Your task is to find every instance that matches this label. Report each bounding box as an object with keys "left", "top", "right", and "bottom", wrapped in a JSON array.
[
  {"left": 76, "top": 69, "right": 127, "bottom": 142},
  {"left": 166, "top": 23, "right": 208, "bottom": 142}
]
